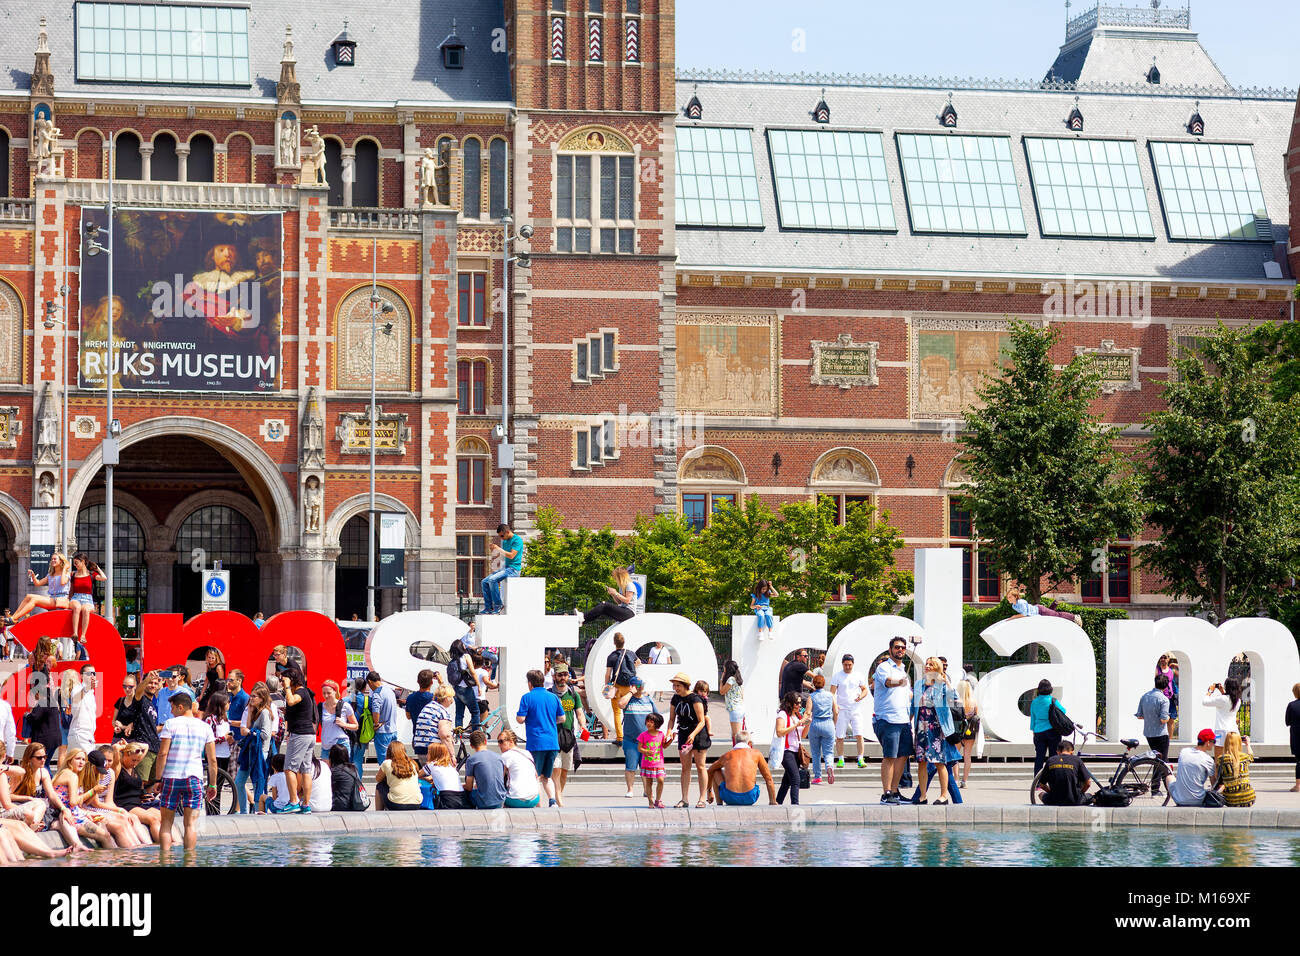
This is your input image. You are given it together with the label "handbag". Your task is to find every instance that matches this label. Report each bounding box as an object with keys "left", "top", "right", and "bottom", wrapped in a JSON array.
[
  {"left": 557, "top": 725, "right": 576, "bottom": 753},
  {"left": 797, "top": 744, "right": 810, "bottom": 769},
  {"left": 1201, "top": 790, "right": 1226, "bottom": 808}
]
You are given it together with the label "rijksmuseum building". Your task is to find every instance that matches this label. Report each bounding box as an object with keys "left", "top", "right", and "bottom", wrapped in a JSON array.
[{"left": 0, "top": 1, "right": 1297, "bottom": 629}]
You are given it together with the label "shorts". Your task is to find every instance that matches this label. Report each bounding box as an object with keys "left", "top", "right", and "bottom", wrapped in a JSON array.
[
  {"left": 1215, "top": 731, "right": 1227, "bottom": 747},
  {"left": 621, "top": 738, "right": 641, "bottom": 772},
  {"left": 640, "top": 766, "right": 665, "bottom": 779},
  {"left": 835, "top": 708, "right": 864, "bottom": 738},
  {"left": 67, "top": 732, "right": 97, "bottom": 755},
  {"left": 532, "top": 750, "right": 558, "bottom": 777},
  {"left": 727, "top": 710, "right": 746, "bottom": 725},
  {"left": 159, "top": 775, "right": 203, "bottom": 811},
  {"left": 285, "top": 733, "right": 315, "bottom": 773},
  {"left": 504, "top": 794, "right": 541, "bottom": 808},
  {"left": 557, "top": 748, "right": 574, "bottom": 772},
  {"left": 873, "top": 719, "right": 914, "bottom": 759},
  {"left": 136, "top": 751, "right": 158, "bottom": 784},
  {"left": 70, "top": 593, "right": 95, "bottom": 606},
  {"left": 718, "top": 783, "right": 761, "bottom": 806}
]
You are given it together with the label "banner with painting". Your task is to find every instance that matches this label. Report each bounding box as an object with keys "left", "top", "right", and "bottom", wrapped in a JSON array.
[{"left": 78, "top": 208, "right": 282, "bottom": 392}]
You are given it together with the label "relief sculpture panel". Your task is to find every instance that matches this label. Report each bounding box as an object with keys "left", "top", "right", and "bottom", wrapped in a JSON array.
[
  {"left": 911, "top": 319, "right": 1009, "bottom": 420},
  {"left": 676, "top": 313, "right": 778, "bottom": 416}
]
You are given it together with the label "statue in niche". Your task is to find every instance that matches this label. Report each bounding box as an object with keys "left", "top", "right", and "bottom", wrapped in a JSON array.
[
  {"left": 279, "top": 115, "right": 300, "bottom": 167},
  {"left": 418, "top": 146, "right": 446, "bottom": 206},
  {"left": 37, "top": 471, "right": 56, "bottom": 509},
  {"left": 300, "top": 388, "right": 325, "bottom": 469},
  {"left": 300, "top": 126, "right": 327, "bottom": 186},
  {"left": 34, "top": 115, "right": 63, "bottom": 174},
  {"left": 34, "top": 383, "right": 59, "bottom": 466},
  {"left": 303, "top": 475, "right": 322, "bottom": 534}
]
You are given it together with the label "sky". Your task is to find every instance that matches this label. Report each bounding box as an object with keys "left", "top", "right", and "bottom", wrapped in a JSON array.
[{"left": 675, "top": 0, "right": 1300, "bottom": 92}]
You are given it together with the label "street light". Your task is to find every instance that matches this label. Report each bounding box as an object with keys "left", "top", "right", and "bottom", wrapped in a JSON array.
[
  {"left": 499, "top": 214, "right": 532, "bottom": 524},
  {"left": 83, "top": 136, "right": 117, "bottom": 623},
  {"left": 366, "top": 239, "right": 396, "bottom": 624}
]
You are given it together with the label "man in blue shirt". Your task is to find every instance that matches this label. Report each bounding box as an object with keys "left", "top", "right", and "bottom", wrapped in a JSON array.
[
  {"left": 516, "top": 669, "right": 565, "bottom": 807},
  {"left": 481, "top": 522, "right": 524, "bottom": 614},
  {"left": 1136, "top": 675, "right": 1173, "bottom": 763},
  {"left": 366, "top": 671, "right": 399, "bottom": 773}
]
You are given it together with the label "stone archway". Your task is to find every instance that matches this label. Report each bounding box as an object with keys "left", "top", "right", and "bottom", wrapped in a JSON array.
[
  {"left": 0, "top": 490, "right": 25, "bottom": 614},
  {"left": 325, "top": 493, "right": 420, "bottom": 621}
]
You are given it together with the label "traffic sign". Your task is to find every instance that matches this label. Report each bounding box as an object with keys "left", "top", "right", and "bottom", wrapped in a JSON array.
[{"left": 201, "top": 570, "right": 231, "bottom": 612}]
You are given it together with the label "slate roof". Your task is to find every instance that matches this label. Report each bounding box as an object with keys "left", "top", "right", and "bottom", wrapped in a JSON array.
[
  {"left": 1046, "top": 28, "right": 1230, "bottom": 88},
  {"left": 671, "top": 77, "right": 1294, "bottom": 283},
  {"left": 0, "top": 1, "right": 512, "bottom": 106}
]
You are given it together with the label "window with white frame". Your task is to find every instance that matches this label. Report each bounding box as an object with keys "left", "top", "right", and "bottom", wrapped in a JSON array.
[
  {"left": 556, "top": 151, "right": 635, "bottom": 254},
  {"left": 574, "top": 419, "right": 617, "bottom": 469},
  {"left": 573, "top": 328, "right": 619, "bottom": 382},
  {"left": 456, "top": 437, "right": 490, "bottom": 505}
]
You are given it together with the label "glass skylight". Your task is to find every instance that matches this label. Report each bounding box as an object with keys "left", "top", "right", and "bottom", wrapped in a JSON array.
[
  {"left": 767, "top": 128, "right": 895, "bottom": 231},
  {"left": 1025, "top": 137, "right": 1154, "bottom": 239},
  {"left": 1149, "top": 141, "right": 1269, "bottom": 241},
  {"left": 897, "top": 133, "right": 1025, "bottom": 235},
  {"left": 675, "top": 127, "right": 764, "bottom": 228},
  {"left": 75, "top": 3, "right": 251, "bottom": 85}
]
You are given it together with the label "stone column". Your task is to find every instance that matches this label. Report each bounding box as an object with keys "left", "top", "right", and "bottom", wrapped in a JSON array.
[
  {"left": 176, "top": 144, "right": 190, "bottom": 182},
  {"left": 341, "top": 148, "right": 356, "bottom": 207},
  {"left": 144, "top": 550, "right": 174, "bottom": 613},
  {"left": 256, "top": 550, "right": 281, "bottom": 615},
  {"left": 139, "top": 144, "right": 154, "bottom": 181},
  {"left": 281, "top": 547, "right": 335, "bottom": 615}
]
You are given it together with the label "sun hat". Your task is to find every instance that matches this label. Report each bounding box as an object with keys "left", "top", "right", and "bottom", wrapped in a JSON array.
[{"left": 670, "top": 672, "right": 691, "bottom": 686}]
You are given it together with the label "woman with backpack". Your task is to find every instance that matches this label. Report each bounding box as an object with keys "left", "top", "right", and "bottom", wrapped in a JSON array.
[
  {"left": 348, "top": 677, "right": 373, "bottom": 783},
  {"left": 447, "top": 640, "right": 480, "bottom": 731},
  {"left": 1029, "top": 679, "right": 1071, "bottom": 777},
  {"left": 320, "top": 680, "right": 359, "bottom": 760}
]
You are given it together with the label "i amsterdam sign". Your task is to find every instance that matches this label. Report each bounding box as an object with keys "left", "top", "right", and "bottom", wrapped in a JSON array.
[{"left": 336, "top": 410, "right": 410, "bottom": 455}]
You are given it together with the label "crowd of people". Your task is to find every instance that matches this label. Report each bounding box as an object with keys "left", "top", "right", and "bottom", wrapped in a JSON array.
[{"left": 1, "top": 568, "right": 1298, "bottom": 862}]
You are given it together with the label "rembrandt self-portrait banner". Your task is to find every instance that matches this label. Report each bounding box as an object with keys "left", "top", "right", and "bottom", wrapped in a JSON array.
[{"left": 78, "top": 208, "right": 282, "bottom": 392}]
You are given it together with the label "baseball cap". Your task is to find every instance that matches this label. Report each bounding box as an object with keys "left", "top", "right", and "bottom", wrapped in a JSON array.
[
  {"left": 629, "top": 677, "right": 644, "bottom": 689},
  {"left": 553, "top": 666, "right": 570, "bottom": 677},
  {"left": 1197, "top": 728, "right": 1216, "bottom": 744}
]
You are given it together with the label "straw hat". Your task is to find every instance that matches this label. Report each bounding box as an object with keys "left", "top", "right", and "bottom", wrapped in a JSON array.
[{"left": 670, "top": 672, "right": 691, "bottom": 686}]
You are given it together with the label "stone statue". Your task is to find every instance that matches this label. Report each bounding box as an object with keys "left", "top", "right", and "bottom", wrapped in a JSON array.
[
  {"left": 34, "top": 115, "right": 62, "bottom": 174},
  {"left": 300, "top": 387, "right": 325, "bottom": 469},
  {"left": 303, "top": 475, "right": 322, "bottom": 534},
  {"left": 278, "top": 116, "right": 300, "bottom": 167},
  {"left": 33, "top": 382, "right": 59, "bottom": 466},
  {"left": 36, "top": 471, "right": 56, "bottom": 509},
  {"left": 419, "top": 145, "right": 448, "bottom": 206},
  {"left": 300, "top": 125, "right": 326, "bottom": 186}
]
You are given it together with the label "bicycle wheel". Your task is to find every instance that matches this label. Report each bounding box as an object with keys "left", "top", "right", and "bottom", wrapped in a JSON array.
[
  {"left": 1117, "top": 756, "right": 1168, "bottom": 807},
  {"left": 1030, "top": 767, "right": 1048, "bottom": 805},
  {"left": 204, "top": 768, "right": 239, "bottom": 815}
]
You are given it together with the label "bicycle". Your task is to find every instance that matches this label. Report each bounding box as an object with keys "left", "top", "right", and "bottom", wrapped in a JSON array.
[
  {"left": 203, "top": 762, "right": 240, "bottom": 815},
  {"left": 1029, "top": 724, "right": 1171, "bottom": 806},
  {"left": 453, "top": 707, "right": 507, "bottom": 770}
]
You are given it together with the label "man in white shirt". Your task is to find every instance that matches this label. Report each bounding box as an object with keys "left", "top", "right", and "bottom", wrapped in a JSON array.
[
  {"left": 155, "top": 692, "right": 218, "bottom": 853},
  {"left": 871, "top": 637, "right": 914, "bottom": 805},
  {"left": 497, "top": 731, "right": 541, "bottom": 808},
  {"left": 66, "top": 663, "right": 99, "bottom": 754},
  {"left": 830, "top": 655, "right": 870, "bottom": 770}
]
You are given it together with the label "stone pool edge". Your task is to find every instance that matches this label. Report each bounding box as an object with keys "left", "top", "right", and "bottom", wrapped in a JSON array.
[{"left": 186, "top": 804, "right": 1300, "bottom": 841}]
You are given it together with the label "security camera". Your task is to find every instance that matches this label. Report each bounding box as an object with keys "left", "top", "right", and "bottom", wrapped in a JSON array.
[
  {"left": 513, "top": 253, "right": 530, "bottom": 269},
  {"left": 518, "top": 224, "right": 534, "bottom": 240},
  {"left": 109, "top": 419, "right": 122, "bottom": 437},
  {"left": 493, "top": 423, "right": 506, "bottom": 440}
]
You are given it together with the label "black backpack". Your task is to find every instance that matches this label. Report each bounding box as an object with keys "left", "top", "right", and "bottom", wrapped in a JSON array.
[
  {"left": 1048, "top": 699, "right": 1074, "bottom": 736},
  {"left": 447, "top": 654, "right": 472, "bottom": 689},
  {"left": 1089, "top": 786, "right": 1132, "bottom": 808}
]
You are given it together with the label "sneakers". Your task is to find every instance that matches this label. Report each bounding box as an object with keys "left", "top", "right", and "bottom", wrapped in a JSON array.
[
  {"left": 879, "top": 793, "right": 892, "bottom": 805},
  {"left": 811, "top": 777, "right": 822, "bottom": 785},
  {"left": 827, "top": 767, "right": 835, "bottom": 785},
  {"left": 281, "top": 803, "right": 301, "bottom": 814},
  {"left": 856, "top": 757, "right": 867, "bottom": 769},
  {"left": 625, "top": 789, "right": 635, "bottom": 798},
  {"left": 835, "top": 757, "right": 845, "bottom": 769},
  {"left": 884, "top": 792, "right": 902, "bottom": 805},
  {"left": 548, "top": 798, "right": 557, "bottom": 808},
  {"left": 300, "top": 806, "right": 312, "bottom": 814}
]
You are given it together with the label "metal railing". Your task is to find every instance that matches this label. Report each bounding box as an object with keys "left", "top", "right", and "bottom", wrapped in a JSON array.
[
  {"left": 0, "top": 199, "right": 34, "bottom": 222},
  {"left": 1066, "top": 4, "right": 1192, "bottom": 42},
  {"left": 328, "top": 207, "right": 423, "bottom": 232}
]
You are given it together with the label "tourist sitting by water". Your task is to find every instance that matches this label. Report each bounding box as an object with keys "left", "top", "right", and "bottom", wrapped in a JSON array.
[
  {"left": 259, "top": 753, "right": 291, "bottom": 813},
  {"left": 464, "top": 730, "right": 507, "bottom": 810},
  {"left": 113, "top": 742, "right": 163, "bottom": 840},
  {"left": 328, "top": 744, "right": 368, "bottom": 811},
  {"left": 374, "top": 741, "right": 422, "bottom": 811},
  {"left": 1037, "top": 739, "right": 1098, "bottom": 806},
  {"left": 1167, "top": 730, "right": 1221, "bottom": 807},
  {"left": 497, "top": 731, "right": 541, "bottom": 808},
  {"left": 1215, "top": 732, "right": 1255, "bottom": 808},
  {"left": 706, "top": 733, "right": 777, "bottom": 806},
  {"left": 420, "top": 741, "right": 469, "bottom": 809}
]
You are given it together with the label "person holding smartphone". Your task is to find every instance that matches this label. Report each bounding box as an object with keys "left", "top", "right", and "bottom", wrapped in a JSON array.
[{"left": 871, "top": 637, "right": 913, "bottom": 805}]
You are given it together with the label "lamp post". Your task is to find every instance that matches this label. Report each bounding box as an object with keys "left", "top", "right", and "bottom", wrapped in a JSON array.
[
  {"left": 498, "top": 214, "right": 532, "bottom": 524},
  {"left": 83, "top": 138, "right": 116, "bottom": 623},
  {"left": 366, "top": 238, "right": 395, "bottom": 623}
]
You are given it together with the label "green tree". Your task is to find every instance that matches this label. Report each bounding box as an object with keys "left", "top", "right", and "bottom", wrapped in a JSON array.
[
  {"left": 662, "top": 496, "right": 785, "bottom": 614},
  {"left": 613, "top": 512, "right": 695, "bottom": 610},
  {"left": 828, "top": 499, "right": 915, "bottom": 633},
  {"left": 521, "top": 505, "right": 618, "bottom": 611},
  {"left": 960, "top": 319, "right": 1142, "bottom": 602},
  {"left": 1138, "top": 323, "right": 1300, "bottom": 621}
]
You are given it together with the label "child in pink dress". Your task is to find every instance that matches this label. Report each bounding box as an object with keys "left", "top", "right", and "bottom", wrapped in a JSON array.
[{"left": 637, "top": 713, "right": 667, "bottom": 809}]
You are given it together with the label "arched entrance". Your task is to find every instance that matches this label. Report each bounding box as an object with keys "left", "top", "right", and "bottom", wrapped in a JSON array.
[
  {"left": 68, "top": 421, "right": 291, "bottom": 621},
  {"left": 0, "top": 519, "right": 10, "bottom": 617},
  {"left": 172, "top": 505, "right": 260, "bottom": 619},
  {"left": 334, "top": 513, "right": 410, "bottom": 621},
  {"left": 74, "top": 503, "right": 147, "bottom": 639}
]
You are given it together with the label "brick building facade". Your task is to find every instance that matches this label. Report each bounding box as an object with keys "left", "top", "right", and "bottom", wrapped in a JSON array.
[{"left": 0, "top": 1, "right": 1295, "bottom": 629}]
